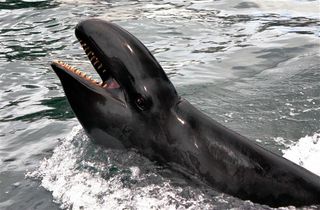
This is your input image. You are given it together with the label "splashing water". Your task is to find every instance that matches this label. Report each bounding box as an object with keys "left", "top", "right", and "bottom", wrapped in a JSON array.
[
  {"left": 26, "top": 126, "right": 224, "bottom": 210},
  {"left": 283, "top": 133, "right": 320, "bottom": 176}
]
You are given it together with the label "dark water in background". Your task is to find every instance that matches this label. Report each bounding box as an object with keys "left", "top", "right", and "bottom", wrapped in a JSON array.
[{"left": 0, "top": 0, "right": 320, "bottom": 209}]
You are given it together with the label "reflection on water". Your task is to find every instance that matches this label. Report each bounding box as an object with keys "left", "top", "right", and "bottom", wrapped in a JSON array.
[
  {"left": 1, "top": 96, "right": 74, "bottom": 122},
  {"left": 0, "top": 0, "right": 319, "bottom": 209},
  {"left": 0, "top": 0, "right": 57, "bottom": 10}
]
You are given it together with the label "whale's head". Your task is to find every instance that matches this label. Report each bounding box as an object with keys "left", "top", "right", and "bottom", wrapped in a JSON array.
[{"left": 51, "top": 19, "right": 179, "bottom": 149}]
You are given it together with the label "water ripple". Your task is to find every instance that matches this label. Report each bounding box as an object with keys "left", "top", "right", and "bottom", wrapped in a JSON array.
[{"left": 0, "top": 0, "right": 319, "bottom": 209}]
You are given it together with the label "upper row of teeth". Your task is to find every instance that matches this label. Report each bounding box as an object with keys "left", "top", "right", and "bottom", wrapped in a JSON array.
[
  {"left": 79, "top": 39, "right": 105, "bottom": 73},
  {"left": 55, "top": 60, "right": 108, "bottom": 88}
]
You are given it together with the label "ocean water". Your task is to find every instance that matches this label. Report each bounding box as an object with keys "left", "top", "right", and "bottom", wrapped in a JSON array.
[{"left": 0, "top": 0, "right": 319, "bottom": 209}]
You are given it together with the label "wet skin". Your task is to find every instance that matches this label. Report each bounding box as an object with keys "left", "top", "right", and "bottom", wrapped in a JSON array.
[{"left": 51, "top": 19, "right": 320, "bottom": 207}]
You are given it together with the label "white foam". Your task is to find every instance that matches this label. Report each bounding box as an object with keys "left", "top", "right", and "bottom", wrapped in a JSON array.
[
  {"left": 283, "top": 133, "right": 320, "bottom": 176},
  {"left": 26, "top": 125, "right": 220, "bottom": 210}
]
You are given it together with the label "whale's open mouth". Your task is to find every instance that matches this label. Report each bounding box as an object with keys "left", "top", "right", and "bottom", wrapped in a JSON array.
[
  {"left": 52, "top": 19, "right": 177, "bottom": 111},
  {"left": 52, "top": 38, "right": 120, "bottom": 90}
]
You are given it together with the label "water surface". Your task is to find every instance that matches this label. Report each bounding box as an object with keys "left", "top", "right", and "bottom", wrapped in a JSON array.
[{"left": 0, "top": 0, "right": 320, "bottom": 209}]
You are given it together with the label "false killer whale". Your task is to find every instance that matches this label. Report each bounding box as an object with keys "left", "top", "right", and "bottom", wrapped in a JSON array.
[{"left": 51, "top": 19, "right": 320, "bottom": 207}]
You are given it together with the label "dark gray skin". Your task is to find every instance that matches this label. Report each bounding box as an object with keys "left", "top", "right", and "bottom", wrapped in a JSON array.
[{"left": 51, "top": 19, "right": 320, "bottom": 207}]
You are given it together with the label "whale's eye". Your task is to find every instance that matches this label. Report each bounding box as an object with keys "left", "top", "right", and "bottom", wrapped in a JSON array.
[{"left": 135, "top": 95, "right": 151, "bottom": 111}]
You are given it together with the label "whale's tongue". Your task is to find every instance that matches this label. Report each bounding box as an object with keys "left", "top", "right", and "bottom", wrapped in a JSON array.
[{"left": 104, "top": 78, "right": 120, "bottom": 89}]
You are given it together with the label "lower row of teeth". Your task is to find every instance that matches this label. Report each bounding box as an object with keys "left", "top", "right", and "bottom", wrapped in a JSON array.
[{"left": 55, "top": 60, "right": 108, "bottom": 88}]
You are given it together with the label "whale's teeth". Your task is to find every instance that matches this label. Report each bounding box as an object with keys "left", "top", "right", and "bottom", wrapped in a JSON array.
[
  {"left": 102, "top": 83, "right": 108, "bottom": 88},
  {"left": 88, "top": 75, "right": 92, "bottom": 80},
  {"left": 98, "top": 64, "right": 103, "bottom": 70},
  {"left": 93, "top": 60, "right": 99, "bottom": 66}
]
